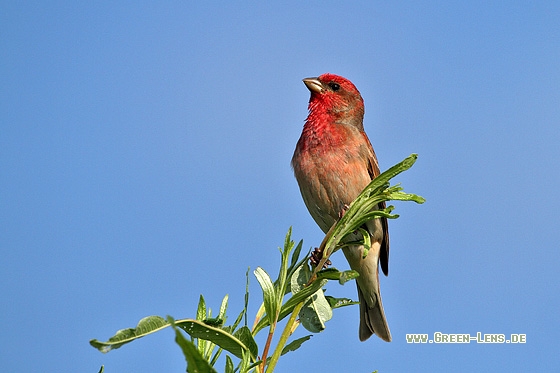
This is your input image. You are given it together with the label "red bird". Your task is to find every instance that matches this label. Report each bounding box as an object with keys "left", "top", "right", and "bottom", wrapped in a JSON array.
[{"left": 292, "top": 73, "right": 391, "bottom": 342}]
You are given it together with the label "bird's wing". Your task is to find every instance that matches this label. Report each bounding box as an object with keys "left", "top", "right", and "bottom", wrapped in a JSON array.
[{"left": 363, "top": 133, "right": 390, "bottom": 277}]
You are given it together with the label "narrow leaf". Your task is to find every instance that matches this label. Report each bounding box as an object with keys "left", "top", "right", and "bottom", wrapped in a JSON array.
[
  {"left": 197, "top": 295, "right": 208, "bottom": 356},
  {"left": 283, "top": 227, "right": 293, "bottom": 254},
  {"left": 231, "top": 268, "right": 251, "bottom": 330},
  {"left": 239, "top": 349, "right": 251, "bottom": 373},
  {"left": 289, "top": 239, "right": 304, "bottom": 272},
  {"left": 233, "top": 326, "right": 259, "bottom": 360},
  {"left": 253, "top": 274, "right": 326, "bottom": 334},
  {"left": 276, "top": 231, "right": 295, "bottom": 315},
  {"left": 325, "top": 296, "right": 359, "bottom": 309},
  {"left": 176, "top": 318, "right": 256, "bottom": 359},
  {"left": 358, "top": 228, "right": 371, "bottom": 259},
  {"left": 197, "top": 295, "right": 207, "bottom": 321},
  {"left": 89, "top": 316, "right": 169, "bottom": 353},
  {"left": 314, "top": 267, "right": 342, "bottom": 281},
  {"left": 321, "top": 154, "right": 424, "bottom": 258},
  {"left": 387, "top": 191, "right": 425, "bottom": 203},
  {"left": 281, "top": 335, "right": 312, "bottom": 356},
  {"left": 316, "top": 268, "right": 359, "bottom": 285},
  {"left": 338, "top": 270, "right": 360, "bottom": 285},
  {"left": 254, "top": 267, "right": 277, "bottom": 325},
  {"left": 225, "top": 355, "right": 234, "bottom": 373},
  {"left": 374, "top": 153, "right": 418, "bottom": 186},
  {"left": 169, "top": 317, "right": 217, "bottom": 373},
  {"left": 218, "top": 294, "right": 228, "bottom": 322},
  {"left": 246, "top": 360, "right": 264, "bottom": 372}
]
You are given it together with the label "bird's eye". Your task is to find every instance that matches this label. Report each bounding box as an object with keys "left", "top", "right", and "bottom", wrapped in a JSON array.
[{"left": 328, "top": 82, "right": 340, "bottom": 91}]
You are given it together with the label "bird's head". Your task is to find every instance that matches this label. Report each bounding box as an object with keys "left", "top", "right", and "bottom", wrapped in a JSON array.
[{"left": 303, "top": 73, "right": 365, "bottom": 129}]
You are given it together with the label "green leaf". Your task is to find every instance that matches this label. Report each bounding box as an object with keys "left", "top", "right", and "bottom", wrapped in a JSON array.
[
  {"left": 263, "top": 335, "right": 313, "bottom": 367},
  {"left": 197, "top": 295, "right": 207, "bottom": 321},
  {"left": 322, "top": 154, "right": 424, "bottom": 258},
  {"left": 169, "top": 317, "right": 217, "bottom": 373},
  {"left": 290, "top": 261, "right": 312, "bottom": 294},
  {"left": 299, "top": 288, "right": 332, "bottom": 333},
  {"left": 233, "top": 326, "right": 259, "bottom": 360},
  {"left": 218, "top": 294, "right": 228, "bottom": 322},
  {"left": 387, "top": 190, "right": 426, "bottom": 204},
  {"left": 197, "top": 295, "right": 208, "bottom": 356},
  {"left": 176, "top": 319, "right": 257, "bottom": 359},
  {"left": 89, "top": 316, "right": 169, "bottom": 353},
  {"left": 358, "top": 227, "right": 371, "bottom": 259},
  {"left": 314, "top": 267, "right": 341, "bottom": 281},
  {"left": 357, "top": 208, "right": 400, "bottom": 222},
  {"left": 338, "top": 270, "right": 360, "bottom": 285},
  {"left": 374, "top": 153, "right": 419, "bottom": 186},
  {"left": 254, "top": 267, "right": 277, "bottom": 325},
  {"left": 209, "top": 347, "right": 223, "bottom": 368},
  {"left": 285, "top": 246, "right": 310, "bottom": 294},
  {"left": 281, "top": 335, "right": 312, "bottom": 356},
  {"left": 316, "top": 268, "right": 359, "bottom": 285},
  {"left": 325, "top": 296, "right": 359, "bottom": 309},
  {"left": 238, "top": 349, "right": 252, "bottom": 373},
  {"left": 225, "top": 355, "right": 234, "bottom": 373},
  {"left": 245, "top": 360, "right": 263, "bottom": 372},
  {"left": 276, "top": 229, "right": 295, "bottom": 315},
  {"left": 243, "top": 267, "right": 249, "bottom": 327},
  {"left": 232, "top": 268, "right": 250, "bottom": 332},
  {"left": 282, "top": 277, "right": 325, "bottom": 316},
  {"left": 290, "top": 263, "right": 332, "bottom": 333},
  {"left": 289, "top": 239, "right": 304, "bottom": 272},
  {"left": 253, "top": 269, "right": 327, "bottom": 334},
  {"left": 283, "top": 227, "right": 294, "bottom": 255}
]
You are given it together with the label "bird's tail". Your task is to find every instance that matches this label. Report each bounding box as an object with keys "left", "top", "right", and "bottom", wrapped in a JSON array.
[{"left": 343, "top": 242, "right": 392, "bottom": 342}]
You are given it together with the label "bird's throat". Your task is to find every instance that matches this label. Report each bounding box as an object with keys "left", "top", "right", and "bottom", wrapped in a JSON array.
[{"left": 300, "top": 112, "right": 347, "bottom": 153}]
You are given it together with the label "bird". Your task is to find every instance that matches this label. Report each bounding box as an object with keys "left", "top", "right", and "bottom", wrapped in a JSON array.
[{"left": 291, "top": 73, "right": 391, "bottom": 342}]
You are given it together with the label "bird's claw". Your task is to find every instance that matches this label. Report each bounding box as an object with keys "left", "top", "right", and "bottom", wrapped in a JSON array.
[
  {"left": 338, "top": 203, "right": 350, "bottom": 219},
  {"left": 309, "top": 246, "right": 332, "bottom": 269}
]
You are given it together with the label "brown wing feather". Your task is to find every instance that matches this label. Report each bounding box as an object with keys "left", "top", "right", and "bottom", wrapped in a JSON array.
[{"left": 363, "top": 133, "right": 390, "bottom": 277}]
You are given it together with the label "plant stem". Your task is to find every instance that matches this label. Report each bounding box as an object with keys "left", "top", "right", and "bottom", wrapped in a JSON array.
[
  {"left": 260, "top": 327, "right": 275, "bottom": 372},
  {"left": 265, "top": 301, "right": 304, "bottom": 373}
]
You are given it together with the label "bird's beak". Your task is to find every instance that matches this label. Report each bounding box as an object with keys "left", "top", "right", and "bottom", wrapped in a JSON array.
[{"left": 303, "top": 77, "right": 323, "bottom": 94}]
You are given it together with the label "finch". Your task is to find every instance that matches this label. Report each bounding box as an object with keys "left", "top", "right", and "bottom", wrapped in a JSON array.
[{"left": 292, "top": 73, "right": 391, "bottom": 342}]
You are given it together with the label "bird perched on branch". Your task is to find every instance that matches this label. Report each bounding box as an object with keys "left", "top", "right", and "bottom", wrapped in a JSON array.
[{"left": 292, "top": 73, "right": 391, "bottom": 342}]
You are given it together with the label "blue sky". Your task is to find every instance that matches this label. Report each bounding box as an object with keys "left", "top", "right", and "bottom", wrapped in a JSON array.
[{"left": 1, "top": 2, "right": 559, "bottom": 372}]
